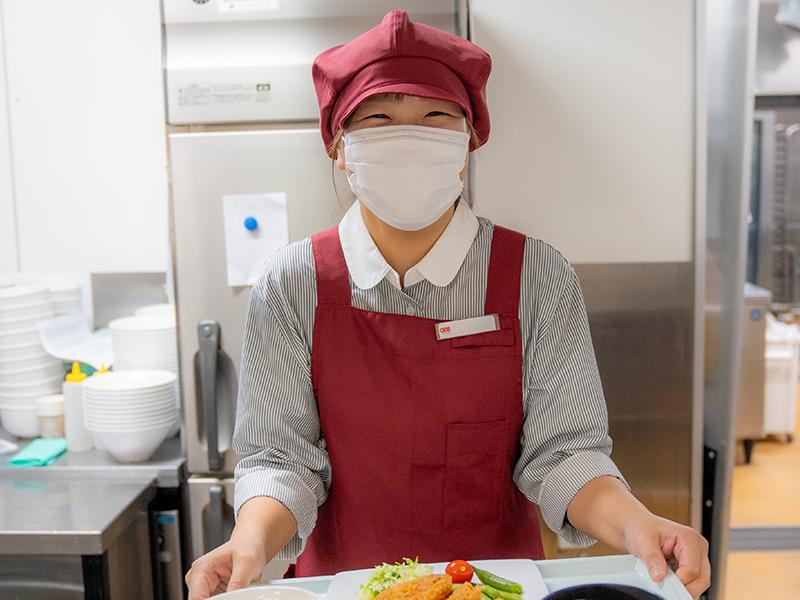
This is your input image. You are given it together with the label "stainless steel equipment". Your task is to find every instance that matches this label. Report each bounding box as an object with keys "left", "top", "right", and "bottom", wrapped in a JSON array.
[
  {"left": 735, "top": 284, "right": 772, "bottom": 463},
  {"left": 164, "top": 0, "right": 467, "bottom": 575},
  {"left": 154, "top": 510, "right": 184, "bottom": 600}
]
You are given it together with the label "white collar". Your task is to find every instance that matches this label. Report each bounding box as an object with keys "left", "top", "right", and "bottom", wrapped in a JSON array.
[{"left": 338, "top": 200, "right": 479, "bottom": 290}]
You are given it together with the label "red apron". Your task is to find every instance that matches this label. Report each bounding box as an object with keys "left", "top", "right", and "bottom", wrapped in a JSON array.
[{"left": 295, "top": 224, "right": 544, "bottom": 576}]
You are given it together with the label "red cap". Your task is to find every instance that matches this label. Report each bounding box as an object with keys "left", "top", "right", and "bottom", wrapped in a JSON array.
[{"left": 312, "top": 9, "right": 492, "bottom": 150}]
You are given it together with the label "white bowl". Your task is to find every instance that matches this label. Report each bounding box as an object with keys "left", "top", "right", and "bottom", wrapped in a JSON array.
[
  {"left": 49, "top": 281, "right": 82, "bottom": 294},
  {"left": 0, "top": 328, "right": 40, "bottom": 346},
  {"left": 85, "top": 414, "right": 177, "bottom": 428},
  {"left": 0, "top": 300, "right": 55, "bottom": 321},
  {"left": 0, "top": 314, "right": 54, "bottom": 334},
  {"left": 0, "top": 285, "right": 49, "bottom": 307},
  {"left": 85, "top": 416, "right": 177, "bottom": 432},
  {"left": 84, "top": 396, "right": 176, "bottom": 411},
  {"left": 0, "top": 375, "right": 63, "bottom": 395},
  {"left": 0, "top": 274, "right": 16, "bottom": 289},
  {"left": 0, "top": 405, "right": 40, "bottom": 438},
  {"left": 83, "top": 414, "right": 178, "bottom": 433},
  {"left": 214, "top": 586, "right": 320, "bottom": 600},
  {"left": 0, "top": 363, "right": 64, "bottom": 384},
  {"left": 0, "top": 343, "right": 47, "bottom": 362},
  {"left": 91, "top": 421, "right": 173, "bottom": 462},
  {"left": 109, "top": 315, "right": 175, "bottom": 332},
  {"left": 134, "top": 303, "right": 175, "bottom": 318},
  {"left": 83, "top": 370, "right": 177, "bottom": 393},
  {"left": 84, "top": 394, "right": 175, "bottom": 408}
]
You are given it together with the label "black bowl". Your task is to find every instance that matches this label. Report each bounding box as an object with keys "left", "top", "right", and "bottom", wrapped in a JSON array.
[{"left": 543, "top": 583, "right": 665, "bottom": 600}]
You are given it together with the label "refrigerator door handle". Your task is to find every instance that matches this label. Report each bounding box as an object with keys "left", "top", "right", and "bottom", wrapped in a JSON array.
[
  {"left": 207, "top": 484, "right": 225, "bottom": 552},
  {"left": 198, "top": 320, "right": 222, "bottom": 472}
]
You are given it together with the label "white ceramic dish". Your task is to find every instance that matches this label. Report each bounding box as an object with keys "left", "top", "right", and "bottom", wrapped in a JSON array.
[
  {"left": 49, "top": 281, "right": 82, "bottom": 294},
  {"left": 326, "top": 559, "right": 548, "bottom": 600},
  {"left": 83, "top": 370, "right": 177, "bottom": 392},
  {"left": 0, "top": 363, "right": 63, "bottom": 384},
  {"left": 0, "top": 285, "right": 49, "bottom": 307},
  {"left": 109, "top": 315, "right": 176, "bottom": 332},
  {"left": 215, "top": 585, "right": 319, "bottom": 600},
  {"left": 0, "top": 328, "right": 41, "bottom": 346},
  {"left": 134, "top": 303, "right": 175, "bottom": 317},
  {"left": 85, "top": 416, "right": 177, "bottom": 431},
  {"left": 91, "top": 421, "right": 174, "bottom": 462},
  {"left": 0, "top": 313, "right": 54, "bottom": 334},
  {"left": 0, "top": 300, "right": 55, "bottom": 320},
  {"left": 0, "top": 344, "right": 48, "bottom": 362},
  {"left": 0, "top": 375, "right": 63, "bottom": 395},
  {"left": 84, "top": 405, "right": 176, "bottom": 420},
  {"left": 0, "top": 404, "right": 40, "bottom": 437}
]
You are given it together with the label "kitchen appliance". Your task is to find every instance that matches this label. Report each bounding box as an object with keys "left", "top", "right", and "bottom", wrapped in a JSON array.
[
  {"left": 164, "top": 0, "right": 467, "bottom": 578},
  {"left": 734, "top": 284, "right": 772, "bottom": 463}
]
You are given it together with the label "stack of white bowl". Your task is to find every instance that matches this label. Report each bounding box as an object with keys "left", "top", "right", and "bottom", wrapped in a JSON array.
[
  {"left": 50, "top": 282, "right": 83, "bottom": 315},
  {"left": 0, "top": 285, "right": 64, "bottom": 437},
  {"left": 83, "top": 370, "right": 178, "bottom": 462},
  {"left": 109, "top": 315, "right": 178, "bottom": 374}
]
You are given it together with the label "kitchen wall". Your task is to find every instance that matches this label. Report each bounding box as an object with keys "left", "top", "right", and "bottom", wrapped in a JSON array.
[
  {"left": 470, "top": 0, "right": 703, "bottom": 542},
  {"left": 0, "top": 7, "right": 16, "bottom": 274},
  {"left": 0, "top": 0, "right": 169, "bottom": 275}
]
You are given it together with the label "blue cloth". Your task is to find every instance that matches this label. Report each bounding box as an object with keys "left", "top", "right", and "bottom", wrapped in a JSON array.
[{"left": 9, "top": 438, "right": 67, "bottom": 467}]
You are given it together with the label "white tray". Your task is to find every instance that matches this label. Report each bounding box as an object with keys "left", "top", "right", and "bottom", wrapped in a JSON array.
[{"left": 265, "top": 555, "right": 692, "bottom": 600}]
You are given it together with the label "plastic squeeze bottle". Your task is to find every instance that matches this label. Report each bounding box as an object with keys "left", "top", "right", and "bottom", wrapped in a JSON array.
[{"left": 63, "top": 361, "right": 93, "bottom": 452}]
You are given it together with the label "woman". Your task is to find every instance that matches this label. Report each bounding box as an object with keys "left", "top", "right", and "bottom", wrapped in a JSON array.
[{"left": 186, "top": 10, "right": 710, "bottom": 599}]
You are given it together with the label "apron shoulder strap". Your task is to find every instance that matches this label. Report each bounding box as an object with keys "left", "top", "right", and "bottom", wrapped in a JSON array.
[
  {"left": 484, "top": 224, "right": 526, "bottom": 317},
  {"left": 311, "top": 226, "right": 352, "bottom": 306}
]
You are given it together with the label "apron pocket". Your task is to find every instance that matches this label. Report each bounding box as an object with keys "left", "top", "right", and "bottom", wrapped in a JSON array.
[
  {"left": 450, "top": 328, "right": 515, "bottom": 348},
  {"left": 443, "top": 419, "right": 506, "bottom": 531}
]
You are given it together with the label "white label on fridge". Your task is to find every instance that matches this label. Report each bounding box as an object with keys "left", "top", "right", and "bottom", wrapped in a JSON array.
[
  {"left": 177, "top": 83, "right": 271, "bottom": 107},
  {"left": 222, "top": 193, "right": 288, "bottom": 287},
  {"left": 218, "top": 0, "right": 279, "bottom": 13}
]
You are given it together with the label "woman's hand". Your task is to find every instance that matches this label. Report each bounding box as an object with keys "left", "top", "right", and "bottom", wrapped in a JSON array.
[
  {"left": 185, "top": 529, "right": 267, "bottom": 599},
  {"left": 567, "top": 476, "right": 710, "bottom": 598},
  {"left": 621, "top": 512, "right": 711, "bottom": 598},
  {"left": 185, "top": 496, "right": 299, "bottom": 599}
]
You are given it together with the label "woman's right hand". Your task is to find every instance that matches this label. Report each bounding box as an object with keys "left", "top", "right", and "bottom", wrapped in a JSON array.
[{"left": 185, "top": 529, "right": 268, "bottom": 599}]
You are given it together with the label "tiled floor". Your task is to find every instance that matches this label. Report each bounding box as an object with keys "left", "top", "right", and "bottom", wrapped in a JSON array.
[{"left": 725, "top": 392, "right": 800, "bottom": 599}]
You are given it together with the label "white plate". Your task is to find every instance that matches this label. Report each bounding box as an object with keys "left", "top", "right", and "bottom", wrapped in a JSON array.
[
  {"left": 326, "top": 559, "right": 548, "bottom": 600},
  {"left": 0, "top": 285, "right": 49, "bottom": 306},
  {"left": 109, "top": 315, "right": 175, "bottom": 332},
  {"left": 83, "top": 370, "right": 176, "bottom": 392},
  {"left": 134, "top": 303, "right": 175, "bottom": 317}
]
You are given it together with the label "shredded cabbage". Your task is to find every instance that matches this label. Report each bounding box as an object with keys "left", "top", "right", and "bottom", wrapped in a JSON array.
[{"left": 357, "top": 557, "right": 432, "bottom": 600}]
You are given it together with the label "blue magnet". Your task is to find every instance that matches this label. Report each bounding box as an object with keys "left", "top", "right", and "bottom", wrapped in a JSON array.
[{"left": 244, "top": 216, "right": 258, "bottom": 231}]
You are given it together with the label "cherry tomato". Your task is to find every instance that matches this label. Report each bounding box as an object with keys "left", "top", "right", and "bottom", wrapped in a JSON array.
[{"left": 446, "top": 559, "right": 474, "bottom": 584}]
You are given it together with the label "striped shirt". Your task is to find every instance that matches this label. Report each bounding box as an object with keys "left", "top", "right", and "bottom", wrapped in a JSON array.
[{"left": 233, "top": 204, "right": 627, "bottom": 560}]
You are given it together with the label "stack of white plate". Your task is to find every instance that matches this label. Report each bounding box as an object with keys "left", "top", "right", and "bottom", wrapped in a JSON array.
[
  {"left": 50, "top": 282, "right": 83, "bottom": 315},
  {"left": 83, "top": 370, "right": 178, "bottom": 462},
  {"left": 0, "top": 285, "right": 63, "bottom": 437},
  {"left": 109, "top": 315, "right": 178, "bottom": 374}
]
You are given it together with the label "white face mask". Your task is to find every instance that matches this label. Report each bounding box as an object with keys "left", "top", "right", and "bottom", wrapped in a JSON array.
[{"left": 343, "top": 125, "right": 470, "bottom": 231}]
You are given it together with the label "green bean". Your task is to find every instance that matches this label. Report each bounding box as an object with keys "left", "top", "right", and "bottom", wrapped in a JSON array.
[{"left": 472, "top": 567, "right": 524, "bottom": 595}]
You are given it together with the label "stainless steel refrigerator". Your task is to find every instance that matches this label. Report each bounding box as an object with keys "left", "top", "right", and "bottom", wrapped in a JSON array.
[{"left": 163, "top": 0, "right": 466, "bottom": 578}]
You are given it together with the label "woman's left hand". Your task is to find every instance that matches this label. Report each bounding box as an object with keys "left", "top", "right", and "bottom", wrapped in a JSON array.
[{"left": 622, "top": 512, "right": 711, "bottom": 598}]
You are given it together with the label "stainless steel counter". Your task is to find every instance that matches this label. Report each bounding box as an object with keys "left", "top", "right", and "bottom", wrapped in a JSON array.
[
  {"left": 0, "top": 434, "right": 186, "bottom": 487},
  {"left": 0, "top": 477, "right": 155, "bottom": 555}
]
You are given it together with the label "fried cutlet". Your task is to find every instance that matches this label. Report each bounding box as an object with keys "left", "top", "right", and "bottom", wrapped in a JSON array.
[
  {"left": 449, "top": 582, "right": 482, "bottom": 600},
  {"left": 375, "top": 574, "right": 453, "bottom": 600}
]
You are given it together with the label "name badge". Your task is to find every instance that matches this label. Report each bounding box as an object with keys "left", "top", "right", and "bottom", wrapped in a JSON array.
[{"left": 435, "top": 314, "right": 500, "bottom": 341}]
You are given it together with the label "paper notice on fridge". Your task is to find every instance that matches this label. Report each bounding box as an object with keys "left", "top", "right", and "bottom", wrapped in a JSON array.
[
  {"left": 222, "top": 192, "right": 289, "bottom": 287},
  {"left": 37, "top": 313, "right": 113, "bottom": 370}
]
